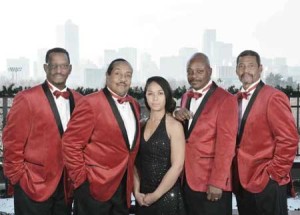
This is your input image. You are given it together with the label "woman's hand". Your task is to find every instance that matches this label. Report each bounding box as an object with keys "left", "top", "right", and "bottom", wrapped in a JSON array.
[
  {"left": 143, "top": 192, "right": 160, "bottom": 206},
  {"left": 135, "top": 191, "right": 146, "bottom": 206}
]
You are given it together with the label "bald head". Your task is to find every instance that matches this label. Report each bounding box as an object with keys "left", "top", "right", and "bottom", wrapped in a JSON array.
[
  {"left": 186, "top": 52, "right": 212, "bottom": 91},
  {"left": 187, "top": 52, "right": 211, "bottom": 69}
]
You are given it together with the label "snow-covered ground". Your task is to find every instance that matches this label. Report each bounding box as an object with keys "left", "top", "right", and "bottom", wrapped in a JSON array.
[
  {"left": 1, "top": 196, "right": 299, "bottom": 214},
  {"left": 0, "top": 198, "right": 13, "bottom": 214}
]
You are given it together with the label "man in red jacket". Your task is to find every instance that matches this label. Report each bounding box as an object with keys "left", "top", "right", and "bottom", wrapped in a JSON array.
[
  {"left": 175, "top": 52, "right": 238, "bottom": 215},
  {"left": 3, "top": 47, "right": 82, "bottom": 215},
  {"left": 233, "top": 50, "right": 299, "bottom": 215},
  {"left": 62, "top": 58, "right": 141, "bottom": 215}
]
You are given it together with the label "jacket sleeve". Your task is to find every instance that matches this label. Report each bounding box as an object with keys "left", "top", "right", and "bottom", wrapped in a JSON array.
[
  {"left": 208, "top": 95, "right": 238, "bottom": 189},
  {"left": 266, "top": 92, "right": 299, "bottom": 182},
  {"left": 62, "top": 98, "right": 95, "bottom": 188},
  {"left": 3, "top": 93, "right": 31, "bottom": 184}
]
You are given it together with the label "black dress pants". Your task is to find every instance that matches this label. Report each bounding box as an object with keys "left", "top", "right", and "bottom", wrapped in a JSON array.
[
  {"left": 73, "top": 180, "right": 128, "bottom": 215},
  {"left": 14, "top": 177, "right": 71, "bottom": 215},
  {"left": 183, "top": 182, "right": 232, "bottom": 215},
  {"left": 235, "top": 179, "right": 288, "bottom": 215}
]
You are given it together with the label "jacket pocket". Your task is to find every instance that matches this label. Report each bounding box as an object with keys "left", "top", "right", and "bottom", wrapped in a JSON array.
[
  {"left": 25, "top": 160, "right": 46, "bottom": 183},
  {"left": 86, "top": 163, "right": 109, "bottom": 170}
]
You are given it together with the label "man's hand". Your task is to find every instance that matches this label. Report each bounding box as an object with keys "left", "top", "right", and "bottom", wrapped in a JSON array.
[
  {"left": 174, "top": 108, "right": 193, "bottom": 121},
  {"left": 206, "top": 185, "right": 223, "bottom": 202}
]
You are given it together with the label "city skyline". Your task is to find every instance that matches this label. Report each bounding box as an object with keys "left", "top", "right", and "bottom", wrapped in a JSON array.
[
  {"left": 2, "top": 21, "right": 299, "bottom": 88},
  {"left": 1, "top": 0, "right": 299, "bottom": 69}
]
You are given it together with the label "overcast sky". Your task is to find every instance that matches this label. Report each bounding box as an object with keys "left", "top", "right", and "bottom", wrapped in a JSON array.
[{"left": 0, "top": 0, "right": 299, "bottom": 72}]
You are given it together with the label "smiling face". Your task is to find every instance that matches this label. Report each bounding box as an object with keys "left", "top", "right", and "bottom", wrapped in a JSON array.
[
  {"left": 106, "top": 61, "right": 133, "bottom": 97},
  {"left": 145, "top": 81, "right": 166, "bottom": 112},
  {"left": 236, "top": 55, "right": 262, "bottom": 90},
  {"left": 44, "top": 52, "right": 71, "bottom": 90},
  {"left": 187, "top": 56, "right": 212, "bottom": 91}
]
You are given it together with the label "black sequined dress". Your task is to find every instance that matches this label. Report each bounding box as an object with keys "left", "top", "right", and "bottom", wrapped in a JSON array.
[{"left": 136, "top": 115, "right": 186, "bottom": 215}]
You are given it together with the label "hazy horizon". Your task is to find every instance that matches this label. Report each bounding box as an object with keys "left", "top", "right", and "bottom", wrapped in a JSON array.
[{"left": 0, "top": 0, "right": 299, "bottom": 74}]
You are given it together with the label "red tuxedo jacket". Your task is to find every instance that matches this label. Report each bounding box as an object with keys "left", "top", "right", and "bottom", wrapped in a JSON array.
[
  {"left": 62, "top": 88, "right": 141, "bottom": 208},
  {"left": 182, "top": 82, "right": 238, "bottom": 192},
  {"left": 234, "top": 82, "right": 298, "bottom": 193},
  {"left": 3, "top": 81, "right": 82, "bottom": 202}
]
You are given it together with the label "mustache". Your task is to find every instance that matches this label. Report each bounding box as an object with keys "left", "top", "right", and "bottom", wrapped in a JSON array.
[
  {"left": 117, "top": 82, "right": 127, "bottom": 85},
  {"left": 241, "top": 73, "right": 253, "bottom": 79}
]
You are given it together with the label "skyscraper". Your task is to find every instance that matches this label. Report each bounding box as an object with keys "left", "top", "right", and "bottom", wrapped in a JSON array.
[
  {"left": 56, "top": 20, "right": 79, "bottom": 66},
  {"left": 202, "top": 29, "right": 216, "bottom": 64},
  {"left": 33, "top": 48, "right": 47, "bottom": 81},
  {"left": 56, "top": 20, "right": 81, "bottom": 85}
]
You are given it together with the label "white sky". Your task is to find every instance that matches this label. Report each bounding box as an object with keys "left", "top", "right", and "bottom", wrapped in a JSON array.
[{"left": 0, "top": 0, "right": 299, "bottom": 72}]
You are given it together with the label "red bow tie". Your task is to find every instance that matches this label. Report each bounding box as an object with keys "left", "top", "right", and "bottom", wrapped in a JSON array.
[
  {"left": 236, "top": 92, "right": 250, "bottom": 100},
  {"left": 112, "top": 95, "right": 131, "bottom": 104},
  {"left": 187, "top": 91, "right": 202, "bottom": 100},
  {"left": 53, "top": 90, "right": 70, "bottom": 99},
  {"left": 118, "top": 96, "right": 131, "bottom": 104},
  {"left": 236, "top": 83, "right": 259, "bottom": 100}
]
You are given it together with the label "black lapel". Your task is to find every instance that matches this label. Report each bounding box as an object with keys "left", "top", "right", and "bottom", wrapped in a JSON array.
[
  {"left": 42, "top": 81, "right": 64, "bottom": 137},
  {"left": 237, "top": 81, "right": 265, "bottom": 145},
  {"left": 67, "top": 88, "right": 75, "bottom": 114},
  {"left": 103, "top": 88, "right": 131, "bottom": 150},
  {"left": 183, "top": 98, "right": 192, "bottom": 139},
  {"left": 186, "top": 82, "right": 218, "bottom": 139},
  {"left": 129, "top": 102, "right": 139, "bottom": 151}
]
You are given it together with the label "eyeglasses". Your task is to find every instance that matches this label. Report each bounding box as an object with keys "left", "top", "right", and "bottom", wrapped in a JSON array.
[{"left": 47, "top": 64, "right": 70, "bottom": 70}]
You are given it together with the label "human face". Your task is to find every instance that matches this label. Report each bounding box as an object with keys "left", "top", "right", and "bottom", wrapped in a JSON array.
[
  {"left": 236, "top": 55, "right": 262, "bottom": 90},
  {"left": 146, "top": 81, "right": 166, "bottom": 112},
  {"left": 44, "top": 52, "right": 71, "bottom": 90},
  {"left": 106, "top": 62, "right": 133, "bottom": 97},
  {"left": 187, "top": 58, "right": 212, "bottom": 90}
]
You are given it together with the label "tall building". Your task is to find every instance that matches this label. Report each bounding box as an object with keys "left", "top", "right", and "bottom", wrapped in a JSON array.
[
  {"left": 202, "top": 29, "right": 234, "bottom": 67},
  {"left": 118, "top": 47, "right": 137, "bottom": 72},
  {"left": 56, "top": 20, "right": 79, "bottom": 66},
  {"left": 288, "top": 66, "right": 300, "bottom": 82},
  {"left": 33, "top": 48, "right": 47, "bottom": 81},
  {"left": 104, "top": 49, "right": 118, "bottom": 66},
  {"left": 160, "top": 56, "right": 185, "bottom": 82},
  {"left": 179, "top": 47, "right": 198, "bottom": 66},
  {"left": 84, "top": 68, "right": 105, "bottom": 89},
  {"left": 215, "top": 42, "right": 233, "bottom": 66},
  {"left": 6, "top": 57, "right": 30, "bottom": 83},
  {"left": 56, "top": 20, "right": 81, "bottom": 85},
  {"left": 216, "top": 66, "right": 238, "bottom": 87},
  {"left": 140, "top": 52, "right": 159, "bottom": 83},
  {"left": 202, "top": 29, "right": 216, "bottom": 64}
]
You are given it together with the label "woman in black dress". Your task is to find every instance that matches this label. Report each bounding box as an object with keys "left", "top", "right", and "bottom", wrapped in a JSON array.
[{"left": 134, "top": 76, "right": 186, "bottom": 215}]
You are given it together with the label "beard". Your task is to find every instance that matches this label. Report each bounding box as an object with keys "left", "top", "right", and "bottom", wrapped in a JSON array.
[{"left": 240, "top": 73, "right": 254, "bottom": 84}]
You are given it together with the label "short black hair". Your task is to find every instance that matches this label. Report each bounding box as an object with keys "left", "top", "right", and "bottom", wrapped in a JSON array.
[
  {"left": 106, "top": 58, "right": 132, "bottom": 75},
  {"left": 144, "top": 76, "right": 176, "bottom": 113},
  {"left": 236, "top": 50, "right": 261, "bottom": 66},
  {"left": 45, "top": 47, "right": 70, "bottom": 63}
]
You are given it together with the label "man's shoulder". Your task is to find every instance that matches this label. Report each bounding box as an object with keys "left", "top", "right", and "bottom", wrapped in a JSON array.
[
  {"left": 128, "top": 95, "right": 140, "bottom": 106},
  {"left": 68, "top": 89, "right": 83, "bottom": 98},
  {"left": 79, "top": 90, "right": 105, "bottom": 106},
  {"left": 212, "top": 86, "right": 235, "bottom": 101},
  {"left": 16, "top": 84, "right": 43, "bottom": 98},
  {"left": 260, "top": 84, "right": 287, "bottom": 98}
]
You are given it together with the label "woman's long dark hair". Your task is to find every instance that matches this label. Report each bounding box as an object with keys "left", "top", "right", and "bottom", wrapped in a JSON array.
[{"left": 144, "top": 76, "right": 176, "bottom": 113}]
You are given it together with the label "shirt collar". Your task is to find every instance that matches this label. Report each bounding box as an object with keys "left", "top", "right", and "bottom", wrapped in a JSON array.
[
  {"left": 47, "top": 80, "right": 67, "bottom": 92},
  {"left": 241, "top": 79, "right": 261, "bottom": 93},
  {"left": 107, "top": 87, "right": 127, "bottom": 101},
  {"left": 193, "top": 80, "right": 213, "bottom": 94}
]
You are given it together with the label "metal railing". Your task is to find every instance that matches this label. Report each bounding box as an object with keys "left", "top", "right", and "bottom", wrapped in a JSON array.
[{"left": 0, "top": 90, "right": 299, "bottom": 197}]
